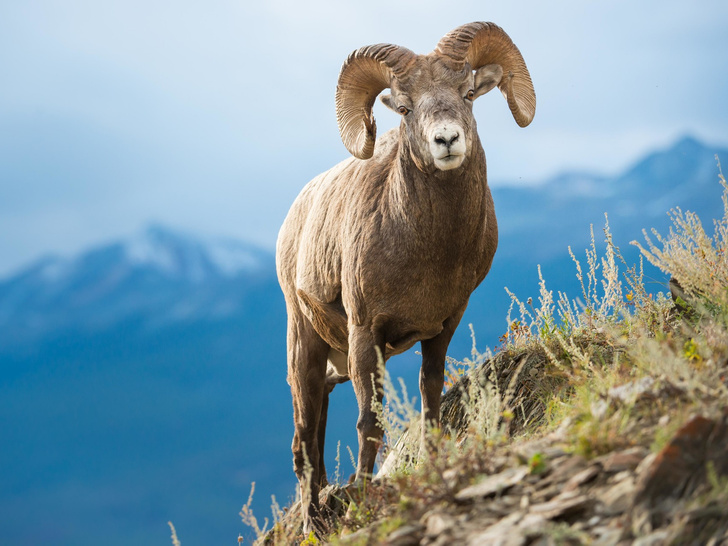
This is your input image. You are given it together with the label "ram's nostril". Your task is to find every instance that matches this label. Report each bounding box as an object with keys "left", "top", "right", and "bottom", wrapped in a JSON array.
[{"left": 434, "top": 131, "right": 460, "bottom": 148}]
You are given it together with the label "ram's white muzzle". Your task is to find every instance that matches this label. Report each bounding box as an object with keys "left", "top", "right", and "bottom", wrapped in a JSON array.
[{"left": 429, "top": 124, "right": 466, "bottom": 171}]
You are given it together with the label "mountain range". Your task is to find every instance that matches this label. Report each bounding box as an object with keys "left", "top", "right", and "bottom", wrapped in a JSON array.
[{"left": 1, "top": 136, "right": 726, "bottom": 545}]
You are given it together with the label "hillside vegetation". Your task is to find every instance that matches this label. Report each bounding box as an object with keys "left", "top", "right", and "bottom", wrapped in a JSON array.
[{"left": 239, "top": 168, "right": 728, "bottom": 545}]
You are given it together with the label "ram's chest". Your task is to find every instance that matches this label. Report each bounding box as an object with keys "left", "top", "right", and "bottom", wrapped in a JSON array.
[{"left": 345, "top": 217, "right": 488, "bottom": 326}]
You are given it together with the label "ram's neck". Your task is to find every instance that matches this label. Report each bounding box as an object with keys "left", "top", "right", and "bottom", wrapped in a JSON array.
[{"left": 387, "top": 136, "right": 489, "bottom": 237}]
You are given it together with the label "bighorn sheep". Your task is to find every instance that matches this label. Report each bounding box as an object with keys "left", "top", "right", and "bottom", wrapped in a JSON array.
[{"left": 276, "top": 22, "right": 535, "bottom": 532}]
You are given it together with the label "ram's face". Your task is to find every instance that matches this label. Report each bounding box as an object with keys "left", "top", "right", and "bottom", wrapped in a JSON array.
[{"left": 381, "top": 56, "right": 503, "bottom": 172}]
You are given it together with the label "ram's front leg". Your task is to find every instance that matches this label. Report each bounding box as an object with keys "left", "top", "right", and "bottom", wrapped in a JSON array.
[
  {"left": 348, "top": 324, "right": 386, "bottom": 481},
  {"left": 419, "top": 309, "right": 465, "bottom": 452}
]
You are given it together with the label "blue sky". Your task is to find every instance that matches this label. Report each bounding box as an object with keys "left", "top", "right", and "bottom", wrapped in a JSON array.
[{"left": 1, "top": 0, "right": 727, "bottom": 277}]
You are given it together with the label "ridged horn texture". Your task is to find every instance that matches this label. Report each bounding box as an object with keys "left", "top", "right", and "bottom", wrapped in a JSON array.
[
  {"left": 336, "top": 44, "right": 417, "bottom": 159},
  {"left": 435, "top": 22, "right": 536, "bottom": 127}
]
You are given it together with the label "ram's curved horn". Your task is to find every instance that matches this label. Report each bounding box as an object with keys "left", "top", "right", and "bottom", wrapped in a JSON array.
[
  {"left": 336, "top": 44, "right": 417, "bottom": 159},
  {"left": 435, "top": 22, "right": 535, "bottom": 127}
]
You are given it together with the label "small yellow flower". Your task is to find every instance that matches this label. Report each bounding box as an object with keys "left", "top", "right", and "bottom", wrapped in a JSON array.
[{"left": 684, "top": 338, "right": 702, "bottom": 365}]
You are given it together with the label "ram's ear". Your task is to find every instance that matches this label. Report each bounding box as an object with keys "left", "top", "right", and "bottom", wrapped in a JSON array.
[
  {"left": 380, "top": 94, "right": 397, "bottom": 112},
  {"left": 473, "top": 64, "right": 504, "bottom": 99}
]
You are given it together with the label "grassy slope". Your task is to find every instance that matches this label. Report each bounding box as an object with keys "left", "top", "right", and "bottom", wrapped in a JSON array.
[{"left": 245, "top": 173, "right": 728, "bottom": 545}]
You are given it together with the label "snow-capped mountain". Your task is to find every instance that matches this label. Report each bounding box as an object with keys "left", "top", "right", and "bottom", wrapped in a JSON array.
[
  {"left": 5, "top": 223, "right": 272, "bottom": 286},
  {"left": 122, "top": 224, "right": 272, "bottom": 282},
  {"left": 0, "top": 225, "right": 276, "bottom": 346},
  {"left": 492, "top": 136, "right": 727, "bottom": 264}
]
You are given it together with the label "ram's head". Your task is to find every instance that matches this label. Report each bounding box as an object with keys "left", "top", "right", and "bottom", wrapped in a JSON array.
[{"left": 336, "top": 22, "right": 536, "bottom": 172}]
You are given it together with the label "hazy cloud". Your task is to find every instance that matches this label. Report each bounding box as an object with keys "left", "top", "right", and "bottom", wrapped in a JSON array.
[{"left": 0, "top": 0, "right": 726, "bottom": 276}]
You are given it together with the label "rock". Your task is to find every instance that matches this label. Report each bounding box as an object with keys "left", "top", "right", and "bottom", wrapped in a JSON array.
[
  {"left": 422, "top": 511, "right": 455, "bottom": 537},
  {"left": 632, "top": 530, "right": 669, "bottom": 546},
  {"left": 608, "top": 377, "right": 655, "bottom": 403},
  {"left": 385, "top": 523, "right": 424, "bottom": 545},
  {"left": 465, "top": 512, "right": 526, "bottom": 546},
  {"left": 519, "top": 495, "right": 529, "bottom": 510},
  {"left": 424, "top": 535, "right": 457, "bottom": 546},
  {"left": 376, "top": 420, "right": 421, "bottom": 479},
  {"left": 484, "top": 495, "right": 522, "bottom": 517},
  {"left": 455, "top": 466, "right": 530, "bottom": 502},
  {"left": 441, "top": 468, "right": 458, "bottom": 485},
  {"left": 608, "top": 377, "right": 685, "bottom": 408},
  {"left": 600, "top": 447, "right": 648, "bottom": 473},
  {"left": 592, "top": 399, "right": 609, "bottom": 420},
  {"left": 528, "top": 491, "right": 590, "bottom": 520},
  {"left": 518, "top": 512, "right": 548, "bottom": 534},
  {"left": 592, "top": 526, "right": 623, "bottom": 546},
  {"left": 440, "top": 350, "right": 555, "bottom": 439},
  {"left": 543, "top": 455, "right": 589, "bottom": 484},
  {"left": 562, "top": 464, "right": 600, "bottom": 493},
  {"left": 636, "top": 413, "right": 728, "bottom": 499},
  {"left": 598, "top": 477, "right": 636, "bottom": 516},
  {"left": 530, "top": 484, "right": 565, "bottom": 503},
  {"left": 336, "top": 526, "right": 370, "bottom": 544},
  {"left": 633, "top": 452, "right": 657, "bottom": 477},
  {"left": 514, "top": 438, "right": 568, "bottom": 464},
  {"left": 632, "top": 410, "right": 728, "bottom": 531},
  {"left": 669, "top": 276, "right": 698, "bottom": 319},
  {"left": 668, "top": 503, "right": 728, "bottom": 544},
  {"left": 587, "top": 515, "right": 601, "bottom": 527}
]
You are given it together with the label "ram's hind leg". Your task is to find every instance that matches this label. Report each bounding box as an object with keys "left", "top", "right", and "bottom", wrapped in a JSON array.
[
  {"left": 317, "top": 382, "right": 333, "bottom": 488},
  {"left": 287, "top": 312, "right": 329, "bottom": 534},
  {"left": 318, "top": 352, "right": 351, "bottom": 488}
]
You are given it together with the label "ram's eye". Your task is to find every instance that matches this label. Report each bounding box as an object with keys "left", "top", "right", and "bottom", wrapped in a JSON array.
[
  {"left": 397, "top": 105, "right": 409, "bottom": 115},
  {"left": 465, "top": 89, "right": 475, "bottom": 101}
]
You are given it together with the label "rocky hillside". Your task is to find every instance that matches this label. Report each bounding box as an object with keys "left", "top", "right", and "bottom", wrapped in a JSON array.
[
  {"left": 2, "top": 137, "right": 725, "bottom": 545},
  {"left": 247, "top": 173, "right": 728, "bottom": 545}
]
